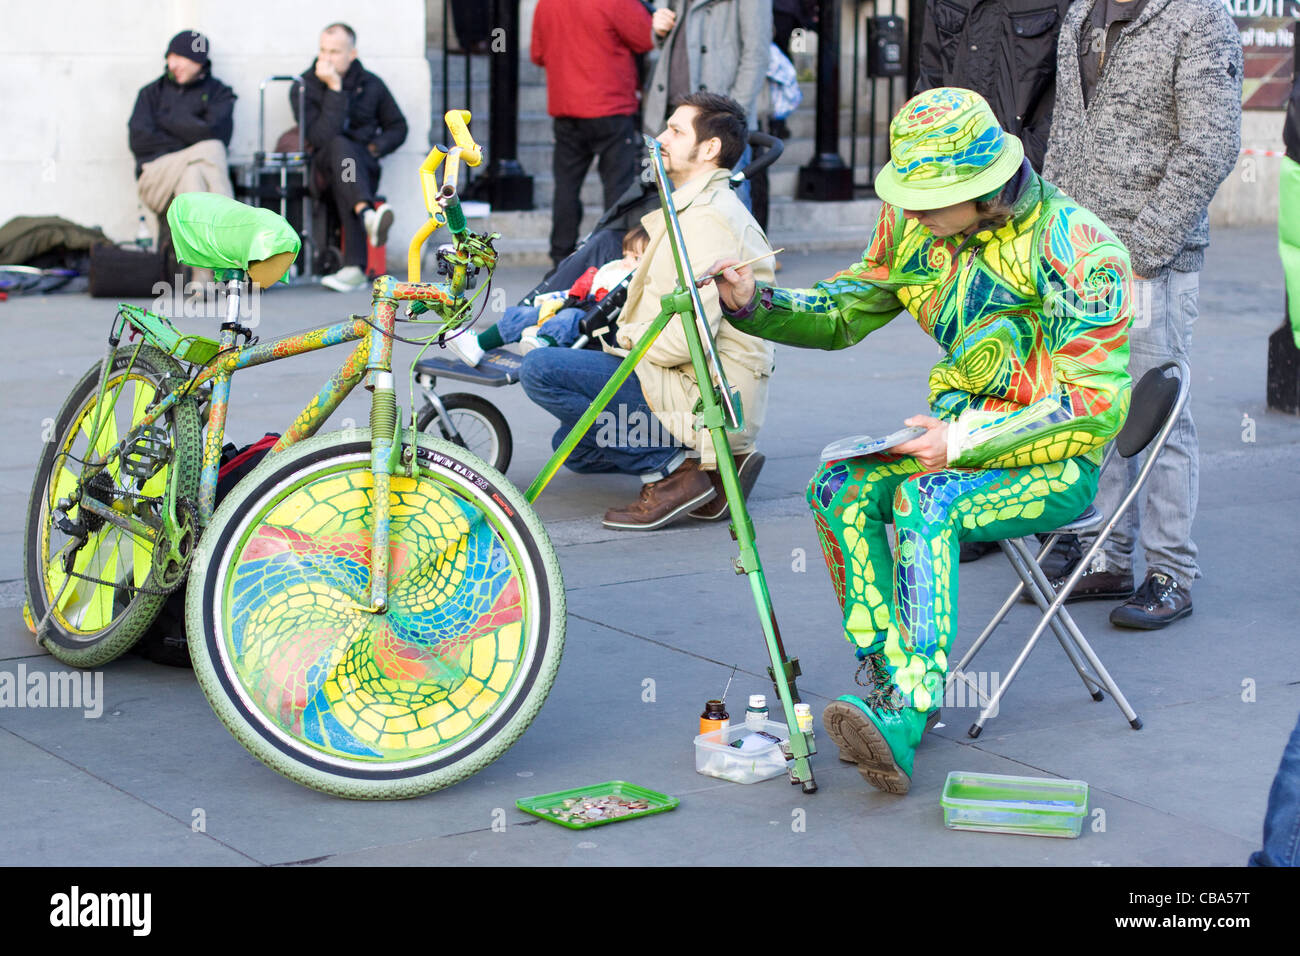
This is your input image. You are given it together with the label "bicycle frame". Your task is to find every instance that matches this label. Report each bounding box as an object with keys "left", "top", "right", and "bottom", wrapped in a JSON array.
[{"left": 78, "top": 273, "right": 468, "bottom": 614}]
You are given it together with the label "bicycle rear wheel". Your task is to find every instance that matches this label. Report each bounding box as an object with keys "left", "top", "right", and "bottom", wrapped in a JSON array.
[
  {"left": 23, "top": 345, "right": 202, "bottom": 667},
  {"left": 186, "top": 429, "right": 565, "bottom": 799}
]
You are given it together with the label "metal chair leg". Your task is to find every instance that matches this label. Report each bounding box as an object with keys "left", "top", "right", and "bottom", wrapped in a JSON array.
[{"left": 1007, "top": 538, "right": 1106, "bottom": 700}]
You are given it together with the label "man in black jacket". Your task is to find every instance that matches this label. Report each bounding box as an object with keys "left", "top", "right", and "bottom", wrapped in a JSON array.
[
  {"left": 915, "top": 0, "right": 1069, "bottom": 172},
  {"left": 295, "top": 23, "right": 408, "bottom": 292},
  {"left": 128, "top": 31, "right": 236, "bottom": 222}
]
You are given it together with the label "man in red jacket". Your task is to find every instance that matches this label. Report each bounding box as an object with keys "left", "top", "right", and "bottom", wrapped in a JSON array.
[{"left": 531, "top": 0, "right": 653, "bottom": 267}]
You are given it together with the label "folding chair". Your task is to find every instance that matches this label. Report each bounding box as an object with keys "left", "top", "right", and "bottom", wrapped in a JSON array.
[{"left": 947, "top": 359, "right": 1191, "bottom": 738}]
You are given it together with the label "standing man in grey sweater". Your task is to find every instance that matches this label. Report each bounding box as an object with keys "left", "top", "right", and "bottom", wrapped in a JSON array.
[{"left": 1044, "top": 0, "right": 1242, "bottom": 629}]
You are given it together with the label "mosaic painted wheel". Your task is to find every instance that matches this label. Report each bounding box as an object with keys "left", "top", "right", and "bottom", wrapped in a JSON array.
[
  {"left": 186, "top": 429, "right": 565, "bottom": 799},
  {"left": 24, "top": 346, "right": 202, "bottom": 667}
]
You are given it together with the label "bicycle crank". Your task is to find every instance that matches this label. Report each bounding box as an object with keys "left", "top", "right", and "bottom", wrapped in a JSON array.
[{"left": 151, "top": 498, "right": 198, "bottom": 592}]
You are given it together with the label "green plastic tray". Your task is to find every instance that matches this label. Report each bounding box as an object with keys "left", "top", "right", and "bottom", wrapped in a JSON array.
[
  {"left": 941, "top": 771, "right": 1088, "bottom": 838},
  {"left": 516, "top": 781, "right": 679, "bottom": 830}
]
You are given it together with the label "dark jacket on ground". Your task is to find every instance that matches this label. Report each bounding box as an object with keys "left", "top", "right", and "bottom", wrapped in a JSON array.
[
  {"left": 293, "top": 58, "right": 408, "bottom": 158},
  {"left": 127, "top": 67, "right": 236, "bottom": 176},
  {"left": 915, "top": 0, "right": 1070, "bottom": 171}
]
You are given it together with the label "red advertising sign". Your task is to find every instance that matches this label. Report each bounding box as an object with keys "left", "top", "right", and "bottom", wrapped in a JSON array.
[{"left": 1226, "top": 2, "right": 1298, "bottom": 108}]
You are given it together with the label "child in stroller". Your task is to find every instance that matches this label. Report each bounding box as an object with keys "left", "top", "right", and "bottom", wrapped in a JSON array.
[{"left": 447, "top": 224, "right": 649, "bottom": 366}]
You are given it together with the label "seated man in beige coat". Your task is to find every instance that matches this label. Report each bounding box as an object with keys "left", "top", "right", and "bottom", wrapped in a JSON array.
[{"left": 519, "top": 91, "right": 775, "bottom": 530}]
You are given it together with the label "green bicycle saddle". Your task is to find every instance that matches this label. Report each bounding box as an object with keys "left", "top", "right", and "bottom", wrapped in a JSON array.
[{"left": 166, "top": 192, "right": 301, "bottom": 287}]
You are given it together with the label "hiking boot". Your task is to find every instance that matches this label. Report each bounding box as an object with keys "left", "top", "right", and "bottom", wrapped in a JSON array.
[
  {"left": 1022, "top": 553, "right": 1134, "bottom": 604},
  {"left": 823, "top": 694, "right": 930, "bottom": 795},
  {"left": 1109, "top": 571, "right": 1193, "bottom": 630},
  {"left": 363, "top": 203, "right": 394, "bottom": 248},
  {"left": 320, "top": 265, "right": 368, "bottom": 293},
  {"left": 834, "top": 650, "right": 939, "bottom": 762},
  {"left": 1037, "top": 533, "right": 1083, "bottom": 579},
  {"left": 688, "top": 450, "right": 766, "bottom": 521},
  {"left": 601, "top": 459, "right": 714, "bottom": 531}
]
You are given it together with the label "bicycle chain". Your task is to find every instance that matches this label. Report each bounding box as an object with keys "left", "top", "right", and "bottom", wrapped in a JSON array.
[{"left": 57, "top": 487, "right": 196, "bottom": 597}]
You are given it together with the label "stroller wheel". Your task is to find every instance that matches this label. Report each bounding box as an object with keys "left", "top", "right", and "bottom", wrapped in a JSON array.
[{"left": 416, "top": 392, "right": 513, "bottom": 474}]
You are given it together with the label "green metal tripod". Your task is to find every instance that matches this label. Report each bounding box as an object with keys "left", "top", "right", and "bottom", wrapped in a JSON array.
[{"left": 523, "top": 138, "right": 817, "bottom": 793}]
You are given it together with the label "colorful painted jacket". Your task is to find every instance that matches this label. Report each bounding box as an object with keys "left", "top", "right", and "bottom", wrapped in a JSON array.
[{"left": 726, "top": 165, "right": 1132, "bottom": 469}]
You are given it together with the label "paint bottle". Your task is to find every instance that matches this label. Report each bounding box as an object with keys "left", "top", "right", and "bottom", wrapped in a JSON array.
[
  {"left": 745, "top": 694, "right": 769, "bottom": 729},
  {"left": 699, "top": 699, "right": 729, "bottom": 737},
  {"left": 794, "top": 703, "right": 814, "bottom": 735}
]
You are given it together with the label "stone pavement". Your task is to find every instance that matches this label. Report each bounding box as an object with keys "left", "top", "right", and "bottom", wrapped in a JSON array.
[{"left": 1, "top": 226, "right": 1297, "bottom": 866}]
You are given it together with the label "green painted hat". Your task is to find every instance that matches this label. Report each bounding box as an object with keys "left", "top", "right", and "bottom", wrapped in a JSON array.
[{"left": 873, "top": 88, "right": 1024, "bottom": 210}]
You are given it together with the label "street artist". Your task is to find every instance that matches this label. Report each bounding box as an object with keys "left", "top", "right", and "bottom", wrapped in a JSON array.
[{"left": 706, "top": 88, "right": 1133, "bottom": 795}]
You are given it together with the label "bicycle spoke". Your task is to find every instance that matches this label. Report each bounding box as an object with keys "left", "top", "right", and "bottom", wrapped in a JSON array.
[{"left": 80, "top": 395, "right": 119, "bottom": 458}]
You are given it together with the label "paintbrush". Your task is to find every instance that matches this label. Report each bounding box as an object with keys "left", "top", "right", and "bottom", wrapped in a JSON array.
[{"left": 695, "top": 248, "right": 784, "bottom": 287}]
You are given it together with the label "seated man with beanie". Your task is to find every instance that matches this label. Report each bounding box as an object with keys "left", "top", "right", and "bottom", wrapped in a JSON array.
[
  {"left": 295, "top": 22, "right": 408, "bottom": 292},
  {"left": 128, "top": 30, "right": 236, "bottom": 223}
]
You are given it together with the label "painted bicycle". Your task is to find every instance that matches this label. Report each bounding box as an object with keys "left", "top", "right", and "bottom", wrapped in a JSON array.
[{"left": 23, "top": 111, "right": 817, "bottom": 798}]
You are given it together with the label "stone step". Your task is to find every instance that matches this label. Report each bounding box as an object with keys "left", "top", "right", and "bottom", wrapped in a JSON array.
[
  {"left": 511, "top": 133, "right": 883, "bottom": 176},
  {"left": 513, "top": 165, "right": 825, "bottom": 210},
  {"left": 477, "top": 196, "right": 879, "bottom": 267}
]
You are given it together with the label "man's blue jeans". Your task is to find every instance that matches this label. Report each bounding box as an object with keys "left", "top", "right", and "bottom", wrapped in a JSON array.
[
  {"left": 518, "top": 348, "right": 682, "bottom": 477},
  {"left": 1249, "top": 708, "right": 1300, "bottom": 866},
  {"left": 1083, "top": 269, "right": 1200, "bottom": 584}
]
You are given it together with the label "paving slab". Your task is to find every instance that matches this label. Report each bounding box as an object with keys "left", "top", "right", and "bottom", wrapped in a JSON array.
[{"left": 1, "top": 228, "right": 1296, "bottom": 866}]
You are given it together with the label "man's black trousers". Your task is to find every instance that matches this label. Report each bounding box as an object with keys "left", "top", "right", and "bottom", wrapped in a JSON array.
[
  {"left": 550, "top": 114, "right": 640, "bottom": 266},
  {"left": 312, "top": 135, "right": 382, "bottom": 269}
]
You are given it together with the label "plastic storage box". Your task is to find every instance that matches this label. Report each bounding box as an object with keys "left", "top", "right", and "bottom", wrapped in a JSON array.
[
  {"left": 941, "top": 771, "right": 1089, "bottom": 838},
  {"left": 694, "top": 720, "right": 790, "bottom": 784}
]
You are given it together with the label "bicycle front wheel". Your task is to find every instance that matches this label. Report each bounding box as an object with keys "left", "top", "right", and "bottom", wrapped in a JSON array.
[
  {"left": 24, "top": 345, "right": 201, "bottom": 667},
  {"left": 186, "top": 429, "right": 565, "bottom": 799}
]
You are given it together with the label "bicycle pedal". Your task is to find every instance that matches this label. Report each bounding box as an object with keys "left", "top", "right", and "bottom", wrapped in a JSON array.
[{"left": 121, "top": 425, "right": 172, "bottom": 479}]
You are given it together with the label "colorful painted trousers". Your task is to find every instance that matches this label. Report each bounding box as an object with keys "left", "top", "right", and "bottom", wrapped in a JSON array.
[{"left": 806, "top": 454, "right": 1099, "bottom": 712}]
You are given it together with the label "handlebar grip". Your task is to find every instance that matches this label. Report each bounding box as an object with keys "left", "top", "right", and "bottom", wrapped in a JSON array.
[
  {"left": 444, "top": 110, "right": 482, "bottom": 167},
  {"left": 440, "top": 185, "right": 468, "bottom": 235}
]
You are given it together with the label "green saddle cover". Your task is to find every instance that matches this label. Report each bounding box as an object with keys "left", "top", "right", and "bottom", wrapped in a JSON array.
[{"left": 165, "top": 193, "right": 300, "bottom": 280}]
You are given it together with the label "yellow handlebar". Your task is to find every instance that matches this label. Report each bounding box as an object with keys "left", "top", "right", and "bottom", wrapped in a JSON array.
[
  {"left": 408, "top": 110, "right": 484, "bottom": 282},
  {"left": 444, "top": 110, "right": 482, "bottom": 167}
]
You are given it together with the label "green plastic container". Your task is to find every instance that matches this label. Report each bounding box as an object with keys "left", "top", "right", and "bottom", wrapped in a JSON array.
[
  {"left": 516, "top": 781, "right": 679, "bottom": 830},
  {"left": 941, "top": 771, "right": 1089, "bottom": 838}
]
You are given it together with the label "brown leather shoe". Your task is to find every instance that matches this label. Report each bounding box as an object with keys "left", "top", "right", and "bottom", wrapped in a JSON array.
[
  {"left": 688, "top": 451, "right": 766, "bottom": 521},
  {"left": 602, "top": 459, "right": 715, "bottom": 530}
]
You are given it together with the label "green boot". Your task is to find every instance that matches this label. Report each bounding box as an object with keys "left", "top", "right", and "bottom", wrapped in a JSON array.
[
  {"left": 823, "top": 692, "right": 930, "bottom": 795},
  {"left": 834, "top": 650, "right": 940, "bottom": 763}
]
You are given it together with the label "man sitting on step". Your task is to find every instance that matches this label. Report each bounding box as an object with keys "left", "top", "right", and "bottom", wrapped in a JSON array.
[{"left": 295, "top": 22, "right": 407, "bottom": 293}]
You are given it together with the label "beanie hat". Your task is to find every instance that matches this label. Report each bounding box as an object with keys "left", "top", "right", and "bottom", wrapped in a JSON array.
[
  {"left": 166, "top": 30, "right": 211, "bottom": 68},
  {"left": 873, "top": 88, "right": 1023, "bottom": 210}
]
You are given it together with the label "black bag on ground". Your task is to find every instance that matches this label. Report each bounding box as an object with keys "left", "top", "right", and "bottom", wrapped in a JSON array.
[
  {"left": 133, "top": 433, "right": 280, "bottom": 667},
  {"left": 89, "top": 243, "right": 167, "bottom": 298}
]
